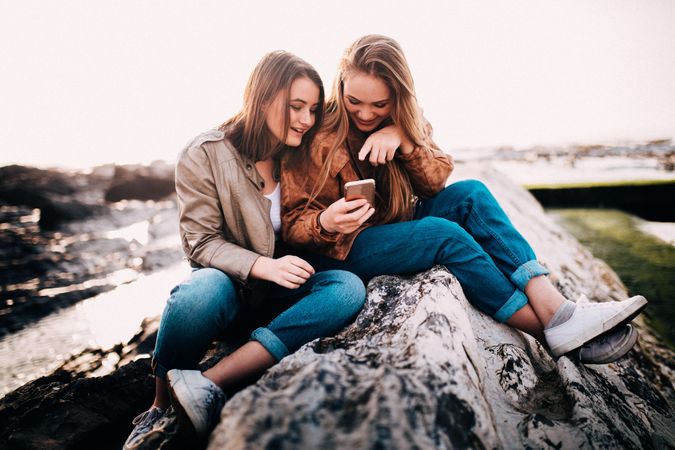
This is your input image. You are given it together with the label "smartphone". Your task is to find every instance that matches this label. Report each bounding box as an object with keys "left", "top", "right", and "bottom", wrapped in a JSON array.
[{"left": 344, "top": 179, "right": 376, "bottom": 205}]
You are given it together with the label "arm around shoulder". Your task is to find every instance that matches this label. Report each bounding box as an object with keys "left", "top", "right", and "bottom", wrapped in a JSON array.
[{"left": 397, "top": 119, "right": 453, "bottom": 198}]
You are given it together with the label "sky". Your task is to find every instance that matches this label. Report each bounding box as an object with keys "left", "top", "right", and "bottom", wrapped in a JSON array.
[{"left": 1, "top": 0, "right": 674, "bottom": 169}]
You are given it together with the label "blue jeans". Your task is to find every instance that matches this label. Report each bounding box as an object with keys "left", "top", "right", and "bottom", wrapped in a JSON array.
[
  {"left": 152, "top": 268, "right": 365, "bottom": 379},
  {"left": 301, "top": 180, "right": 548, "bottom": 322}
]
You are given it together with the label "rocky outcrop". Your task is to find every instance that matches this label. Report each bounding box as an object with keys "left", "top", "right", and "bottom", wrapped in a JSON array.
[
  {"left": 1, "top": 164, "right": 673, "bottom": 449},
  {"left": 0, "top": 165, "right": 105, "bottom": 229},
  {"left": 207, "top": 268, "right": 673, "bottom": 449},
  {"left": 104, "top": 163, "right": 175, "bottom": 203},
  {"left": 0, "top": 162, "right": 175, "bottom": 229},
  {"left": 0, "top": 358, "right": 155, "bottom": 450}
]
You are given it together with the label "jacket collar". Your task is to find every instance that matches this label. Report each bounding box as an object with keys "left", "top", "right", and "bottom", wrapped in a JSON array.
[
  {"left": 328, "top": 130, "right": 367, "bottom": 178},
  {"left": 329, "top": 150, "right": 351, "bottom": 178}
]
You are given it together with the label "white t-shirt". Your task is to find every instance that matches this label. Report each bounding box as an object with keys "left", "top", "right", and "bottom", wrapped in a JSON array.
[{"left": 263, "top": 182, "right": 281, "bottom": 235}]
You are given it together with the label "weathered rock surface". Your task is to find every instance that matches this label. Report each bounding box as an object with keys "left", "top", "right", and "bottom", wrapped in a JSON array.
[
  {"left": 205, "top": 164, "right": 674, "bottom": 449},
  {"left": 1, "top": 163, "right": 673, "bottom": 449}
]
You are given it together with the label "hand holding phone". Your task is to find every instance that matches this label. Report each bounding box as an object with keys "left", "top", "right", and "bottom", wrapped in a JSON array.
[{"left": 319, "top": 198, "right": 374, "bottom": 234}]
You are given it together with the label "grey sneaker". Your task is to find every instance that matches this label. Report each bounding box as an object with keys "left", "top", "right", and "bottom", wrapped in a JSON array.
[
  {"left": 577, "top": 324, "right": 639, "bottom": 364},
  {"left": 127, "top": 406, "right": 179, "bottom": 449},
  {"left": 123, "top": 406, "right": 166, "bottom": 450},
  {"left": 167, "top": 369, "right": 226, "bottom": 440}
]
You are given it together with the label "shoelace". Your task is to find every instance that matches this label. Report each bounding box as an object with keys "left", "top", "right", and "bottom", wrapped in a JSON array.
[
  {"left": 132, "top": 407, "right": 164, "bottom": 426},
  {"left": 132, "top": 410, "right": 151, "bottom": 426}
]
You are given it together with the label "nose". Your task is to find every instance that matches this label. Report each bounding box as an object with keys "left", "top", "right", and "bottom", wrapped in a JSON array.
[
  {"left": 357, "top": 107, "right": 375, "bottom": 121},
  {"left": 298, "top": 109, "right": 312, "bottom": 127}
]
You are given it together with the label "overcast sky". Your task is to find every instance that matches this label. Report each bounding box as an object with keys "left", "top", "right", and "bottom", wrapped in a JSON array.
[{"left": 1, "top": 0, "right": 674, "bottom": 169}]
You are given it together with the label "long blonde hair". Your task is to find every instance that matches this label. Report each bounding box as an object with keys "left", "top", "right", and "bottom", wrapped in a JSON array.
[
  {"left": 219, "top": 50, "right": 324, "bottom": 161},
  {"left": 309, "top": 35, "right": 426, "bottom": 222}
]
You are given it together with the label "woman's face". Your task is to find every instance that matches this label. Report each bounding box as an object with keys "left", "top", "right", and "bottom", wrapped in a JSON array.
[
  {"left": 343, "top": 71, "right": 393, "bottom": 133},
  {"left": 265, "top": 76, "right": 320, "bottom": 147}
]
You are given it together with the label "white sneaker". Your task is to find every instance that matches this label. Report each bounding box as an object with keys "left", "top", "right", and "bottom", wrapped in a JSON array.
[
  {"left": 544, "top": 295, "right": 647, "bottom": 357},
  {"left": 167, "top": 369, "right": 226, "bottom": 440}
]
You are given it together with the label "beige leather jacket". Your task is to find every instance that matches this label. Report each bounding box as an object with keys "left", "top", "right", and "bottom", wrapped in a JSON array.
[{"left": 175, "top": 129, "right": 280, "bottom": 305}]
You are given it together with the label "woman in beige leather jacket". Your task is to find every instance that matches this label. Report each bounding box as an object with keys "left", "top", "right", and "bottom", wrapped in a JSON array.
[{"left": 123, "top": 51, "right": 366, "bottom": 449}]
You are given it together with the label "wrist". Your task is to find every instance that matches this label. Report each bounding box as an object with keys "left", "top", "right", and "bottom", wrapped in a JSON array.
[
  {"left": 399, "top": 135, "right": 415, "bottom": 154},
  {"left": 399, "top": 142, "right": 415, "bottom": 154},
  {"left": 318, "top": 211, "right": 336, "bottom": 234},
  {"left": 250, "top": 256, "right": 272, "bottom": 280},
  {"left": 391, "top": 126, "right": 413, "bottom": 154}
]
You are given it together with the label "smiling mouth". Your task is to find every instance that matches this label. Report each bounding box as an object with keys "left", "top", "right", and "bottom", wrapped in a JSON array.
[
  {"left": 356, "top": 117, "right": 378, "bottom": 126},
  {"left": 290, "top": 127, "right": 307, "bottom": 135}
]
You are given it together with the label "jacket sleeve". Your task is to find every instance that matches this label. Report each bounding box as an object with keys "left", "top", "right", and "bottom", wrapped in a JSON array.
[
  {"left": 396, "top": 118, "right": 454, "bottom": 198},
  {"left": 176, "top": 146, "right": 261, "bottom": 284},
  {"left": 281, "top": 149, "right": 342, "bottom": 255}
]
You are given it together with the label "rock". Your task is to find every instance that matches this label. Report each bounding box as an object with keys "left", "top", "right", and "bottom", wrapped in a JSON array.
[
  {"left": 207, "top": 266, "right": 673, "bottom": 449},
  {"left": 104, "top": 163, "right": 175, "bottom": 203},
  {"left": 0, "top": 360, "right": 155, "bottom": 450},
  {"left": 1, "top": 163, "right": 673, "bottom": 449},
  {"left": 0, "top": 165, "right": 104, "bottom": 229},
  {"left": 204, "top": 164, "right": 674, "bottom": 449},
  {"left": 0, "top": 317, "right": 236, "bottom": 450},
  {"left": 0, "top": 316, "right": 166, "bottom": 450}
]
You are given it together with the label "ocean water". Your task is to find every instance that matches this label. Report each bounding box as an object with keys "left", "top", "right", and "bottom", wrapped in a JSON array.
[{"left": 0, "top": 262, "right": 189, "bottom": 396}]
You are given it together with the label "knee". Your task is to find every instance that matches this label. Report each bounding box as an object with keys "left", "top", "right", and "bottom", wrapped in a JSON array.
[
  {"left": 165, "top": 268, "right": 239, "bottom": 322},
  {"left": 319, "top": 270, "right": 366, "bottom": 321},
  {"left": 415, "top": 216, "right": 481, "bottom": 258},
  {"left": 451, "top": 179, "right": 490, "bottom": 199},
  {"left": 416, "top": 216, "right": 465, "bottom": 239}
]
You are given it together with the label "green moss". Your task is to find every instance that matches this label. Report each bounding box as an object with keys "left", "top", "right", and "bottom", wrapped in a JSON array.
[{"left": 548, "top": 208, "right": 675, "bottom": 348}]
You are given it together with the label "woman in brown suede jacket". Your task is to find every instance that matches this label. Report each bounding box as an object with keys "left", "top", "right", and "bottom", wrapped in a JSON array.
[{"left": 281, "top": 35, "right": 646, "bottom": 368}]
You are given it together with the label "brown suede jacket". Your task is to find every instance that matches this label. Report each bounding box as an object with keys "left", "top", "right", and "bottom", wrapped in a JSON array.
[{"left": 281, "top": 121, "right": 453, "bottom": 260}]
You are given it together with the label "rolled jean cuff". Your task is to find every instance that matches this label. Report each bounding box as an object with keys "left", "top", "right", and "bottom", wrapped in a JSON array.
[
  {"left": 493, "top": 289, "right": 528, "bottom": 323},
  {"left": 510, "top": 260, "right": 550, "bottom": 291},
  {"left": 152, "top": 354, "right": 168, "bottom": 380},
  {"left": 251, "top": 327, "right": 290, "bottom": 362}
]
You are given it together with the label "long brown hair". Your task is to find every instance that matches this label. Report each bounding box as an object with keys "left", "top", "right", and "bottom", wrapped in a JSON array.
[
  {"left": 309, "top": 35, "right": 427, "bottom": 222},
  {"left": 219, "top": 50, "right": 324, "bottom": 161}
]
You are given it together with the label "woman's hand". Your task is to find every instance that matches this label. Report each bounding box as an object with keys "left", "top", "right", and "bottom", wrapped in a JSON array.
[
  {"left": 250, "top": 255, "right": 315, "bottom": 289},
  {"left": 319, "top": 198, "right": 375, "bottom": 234},
  {"left": 358, "top": 125, "right": 414, "bottom": 166}
]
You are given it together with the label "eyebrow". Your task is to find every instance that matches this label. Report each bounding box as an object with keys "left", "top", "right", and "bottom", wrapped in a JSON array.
[
  {"left": 290, "top": 98, "right": 320, "bottom": 107},
  {"left": 347, "top": 95, "right": 390, "bottom": 104}
]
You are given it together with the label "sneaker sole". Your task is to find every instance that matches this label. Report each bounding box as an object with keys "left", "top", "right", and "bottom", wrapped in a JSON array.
[
  {"left": 551, "top": 295, "right": 647, "bottom": 356},
  {"left": 166, "top": 371, "right": 201, "bottom": 441},
  {"left": 580, "top": 324, "right": 639, "bottom": 364}
]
